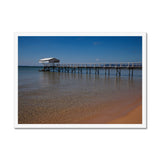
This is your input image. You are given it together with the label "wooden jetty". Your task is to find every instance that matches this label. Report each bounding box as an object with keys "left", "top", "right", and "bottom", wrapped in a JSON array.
[{"left": 40, "top": 62, "right": 142, "bottom": 77}]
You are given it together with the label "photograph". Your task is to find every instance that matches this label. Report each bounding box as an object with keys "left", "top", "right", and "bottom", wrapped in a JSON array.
[
  {"left": 15, "top": 33, "right": 146, "bottom": 128},
  {"left": 2, "top": 0, "right": 160, "bottom": 159}
]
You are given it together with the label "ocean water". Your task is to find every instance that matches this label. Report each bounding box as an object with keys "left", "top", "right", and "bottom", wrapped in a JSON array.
[{"left": 18, "top": 66, "right": 142, "bottom": 124}]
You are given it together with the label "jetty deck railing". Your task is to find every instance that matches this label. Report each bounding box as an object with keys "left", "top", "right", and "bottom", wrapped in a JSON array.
[
  {"left": 53, "top": 62, "right": 142, "bottom": 68},
  {"left": 41, "top": 62, "right": 142, "bottom": 76}
]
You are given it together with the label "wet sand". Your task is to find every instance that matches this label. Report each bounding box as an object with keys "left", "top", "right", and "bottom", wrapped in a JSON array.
[{"left": 109, "top": 105, "right": 142, "bottom": 124}]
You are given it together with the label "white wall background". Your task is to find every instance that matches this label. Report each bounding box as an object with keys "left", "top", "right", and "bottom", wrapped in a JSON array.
[{"left": 0, "top": 0, "right": 159, "bottom": 160}]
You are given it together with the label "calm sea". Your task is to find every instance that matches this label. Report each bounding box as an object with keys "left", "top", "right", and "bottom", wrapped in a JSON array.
[{"left": 18, "top": 66, "right": 142, "bottom": 123}]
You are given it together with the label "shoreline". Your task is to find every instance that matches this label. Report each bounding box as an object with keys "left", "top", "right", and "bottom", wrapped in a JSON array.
[
  {"left": 109, "top": 105, "right": 142, "bottom": 124},
  {"left": 77, "top": 98, "right": 142, "bottom": 124},
  {"left": 19, "top": 97, "right": 142, "bottom": 124}
]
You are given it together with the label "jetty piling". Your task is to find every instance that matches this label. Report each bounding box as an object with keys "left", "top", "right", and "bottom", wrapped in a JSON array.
[{"left": 40, "top": 62, "right": 142, "bottom": 77}]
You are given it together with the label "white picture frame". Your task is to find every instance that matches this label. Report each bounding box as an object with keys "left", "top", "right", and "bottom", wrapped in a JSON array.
[{"left": 14, "top": 32, "right": 147, "bottom": 129}]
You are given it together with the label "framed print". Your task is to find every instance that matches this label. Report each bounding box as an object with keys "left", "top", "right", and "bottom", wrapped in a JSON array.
[{"left": 14, "top": 32, "right": 147, "bottom": 128}]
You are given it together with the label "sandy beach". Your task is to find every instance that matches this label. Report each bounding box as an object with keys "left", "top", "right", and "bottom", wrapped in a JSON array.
[
  {"left": 78, "top": 98, "right": 142, "bottom": 124},
  {"left": 109, "top": 105, "right": 142, "bottom": 124}
]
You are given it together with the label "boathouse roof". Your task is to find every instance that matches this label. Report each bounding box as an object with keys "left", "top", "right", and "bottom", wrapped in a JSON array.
[{"left": 39, "top": 57, "right": 60, "bottom": 63}]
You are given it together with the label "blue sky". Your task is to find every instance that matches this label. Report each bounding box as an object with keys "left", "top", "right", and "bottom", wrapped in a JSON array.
[{"left": 18, "top": 36, "right": 142, "bottom": 66}]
